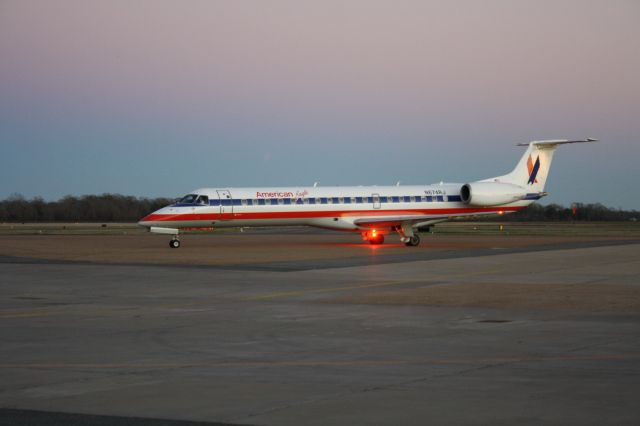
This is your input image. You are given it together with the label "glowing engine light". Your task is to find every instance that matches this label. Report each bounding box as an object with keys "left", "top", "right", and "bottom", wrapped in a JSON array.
[
  {"left": 497, "top": 210, "right": 504, "bottom": 215},
  {"left": 371, "top": 229, "right": 377, "bottom": 237}
]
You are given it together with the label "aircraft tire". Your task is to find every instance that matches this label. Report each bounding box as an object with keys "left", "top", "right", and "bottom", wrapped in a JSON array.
[
  {"left": 369, "top": 235, "right": 384, "bottom": 245},
  {"left": 169, "top": 239, "right": 180, "bottom": 249},
  {"left": 405, "top": 235, "right": 420, "bottom": 247}
]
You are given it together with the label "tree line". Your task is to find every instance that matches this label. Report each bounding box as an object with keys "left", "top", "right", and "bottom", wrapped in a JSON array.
[
  {"left": 0, "top": 194, "right": 173, "bottom": 222},
  {"left": 490, "top": 202, "right": 638, "bottom": 222},
  {"left": 0, "top": 193, "right": 637, "bottom": 222}
]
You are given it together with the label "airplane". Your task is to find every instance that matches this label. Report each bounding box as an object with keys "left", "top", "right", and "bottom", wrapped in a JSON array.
[{"left": 138, "top": 138, "right": 597, "bottom": 248}]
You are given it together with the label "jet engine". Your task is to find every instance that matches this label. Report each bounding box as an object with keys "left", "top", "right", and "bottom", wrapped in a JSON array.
[{"left": 460, "top": 182, "right": 527, "bottom": 206}]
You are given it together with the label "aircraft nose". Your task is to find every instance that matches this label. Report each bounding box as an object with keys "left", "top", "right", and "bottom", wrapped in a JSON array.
[
  {"left": 139, "top": 206, "right": 175, "bottom": 227},
  {"left": 138, "top": 213, "right": 156, "bottom": 227}
]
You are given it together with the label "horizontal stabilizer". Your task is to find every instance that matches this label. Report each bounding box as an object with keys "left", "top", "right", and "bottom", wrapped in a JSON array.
[{"left": 516, "top": 138, "right": 598, "bottom": 148}]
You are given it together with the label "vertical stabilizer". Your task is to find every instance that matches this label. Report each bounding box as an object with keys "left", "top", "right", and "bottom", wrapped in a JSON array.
[{"left": 485, "top": 138, "right": 597, "bottom": 192}]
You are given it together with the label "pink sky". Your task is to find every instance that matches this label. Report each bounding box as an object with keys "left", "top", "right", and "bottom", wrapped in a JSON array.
[{"left": 1, "top": 0, "right": 639, "bottom": 207}]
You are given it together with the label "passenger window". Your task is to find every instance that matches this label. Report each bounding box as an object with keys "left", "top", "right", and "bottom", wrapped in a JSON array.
[
  {"left": 241, "top": 199, "right": 248, "bottom": 206},
  {"left": 338, "top": 197, "right": 344, "bottom": 204},
  {"left": 392, "top": 196, "right": 400, "bottom": 203}
]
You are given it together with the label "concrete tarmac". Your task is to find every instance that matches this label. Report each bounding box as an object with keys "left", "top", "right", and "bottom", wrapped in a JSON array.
[{"left": 1, "top": 235, "right": 640, "bottom": 425}]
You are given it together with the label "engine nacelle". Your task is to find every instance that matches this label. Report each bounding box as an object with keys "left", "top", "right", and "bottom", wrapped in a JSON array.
[{"left": 460, "top": 182, "right": 527, "bottom": 206}]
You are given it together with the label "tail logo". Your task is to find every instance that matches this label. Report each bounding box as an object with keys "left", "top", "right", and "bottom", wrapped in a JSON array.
[{"left": 527, "top": 154, "right": 540, "bottom": 185}]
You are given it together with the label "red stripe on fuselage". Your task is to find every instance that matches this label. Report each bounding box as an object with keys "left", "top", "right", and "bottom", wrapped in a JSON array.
[{"left": 142, "top": 206, "right": 523, "bottom": 222}]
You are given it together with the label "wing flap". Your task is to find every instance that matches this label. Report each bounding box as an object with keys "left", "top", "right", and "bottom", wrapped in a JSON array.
[
  {"left": 353, "top": 209, "right": 501, "bottom": 228},
  {"left": 354, "top": 214, "right": 449, "bottom": 228}
]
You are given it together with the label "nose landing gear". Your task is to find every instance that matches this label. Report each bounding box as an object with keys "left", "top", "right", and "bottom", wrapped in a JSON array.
[{"left": 169, "top": 237, "right": 180, "bottom": 249}]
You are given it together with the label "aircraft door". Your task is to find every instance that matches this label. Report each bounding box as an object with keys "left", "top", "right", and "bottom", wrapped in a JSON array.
[
  {"left": 372, "top": 193, "right": 381, "bottom": 209},
  {"left": 217, "top": 190, "right": 233, "bottom": 219}
]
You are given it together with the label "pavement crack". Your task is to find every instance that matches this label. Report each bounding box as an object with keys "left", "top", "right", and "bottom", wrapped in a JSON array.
[
  {"left": 565, "top": 338, "right": 629, "bottom": 354},
  {"left": 233, "top": 362, "right": 506, "bottom": 423}
]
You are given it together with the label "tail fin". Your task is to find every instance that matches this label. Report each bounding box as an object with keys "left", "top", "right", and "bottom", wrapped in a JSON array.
[{"left": 486, "top": 138, "right": 597, "bottom": 192}]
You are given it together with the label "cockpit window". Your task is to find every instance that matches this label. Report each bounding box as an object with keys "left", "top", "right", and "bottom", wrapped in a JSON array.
[
  {"left": 179, "top": 194, "right": 198, "bottom": 204},
  {"left": 177, "top": 194, "right": 209, "bottom": 205}
]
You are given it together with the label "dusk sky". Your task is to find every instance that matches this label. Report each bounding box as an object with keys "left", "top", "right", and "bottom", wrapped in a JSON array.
[{"left": 1, "top": 0, "right": 639, "bottom": 208}]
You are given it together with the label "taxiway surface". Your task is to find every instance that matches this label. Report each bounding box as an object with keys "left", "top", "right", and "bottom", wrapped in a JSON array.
[{"left": 1, "top": 234, "right": 639, "bottom": 425}]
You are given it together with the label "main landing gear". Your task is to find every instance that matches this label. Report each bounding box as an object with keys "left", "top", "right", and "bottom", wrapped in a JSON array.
[
  {"left": 404, "top": 235, "right": 420, "bottom": 247},
  {"left": 396, "top": 223, "right": 421, "bottom": 247},
  {"left": 362, "top": 228, "right": 420, "bottom": 246},
  {"left": 362, "top": 230, "right": 385, "bottom": 245},
  {"left": 369, "top": 234, "right": 385, "bottom": 245},
  {"left": 169, "top": 236, "right": 180, "bottom": 249}
]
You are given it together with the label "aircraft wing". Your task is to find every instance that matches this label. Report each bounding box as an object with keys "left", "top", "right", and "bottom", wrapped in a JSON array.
[
  {"left": 353, "top": 213, "right": 473, "bottom": 229},
  {"left": 354, "top": 216, "right": 429, "bottom": 228}
]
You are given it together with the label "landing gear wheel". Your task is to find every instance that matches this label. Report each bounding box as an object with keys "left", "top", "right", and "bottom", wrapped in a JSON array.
[
  {"left": 169, "top": 239, "right": 180, "bottom": 249},
  {"left": 405, "top": 235, "right": 420, "bottom": 247},
  {"left": 369, "top": 235, "right": 385, "bottom": 245}
]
